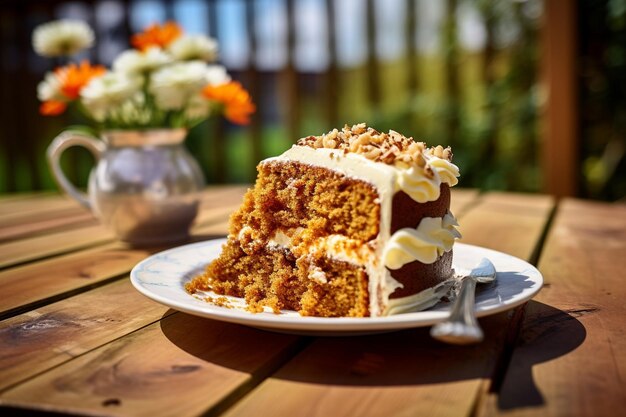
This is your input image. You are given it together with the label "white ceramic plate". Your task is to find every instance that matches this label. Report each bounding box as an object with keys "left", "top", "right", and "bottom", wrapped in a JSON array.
[{"left": 130, "top": 239, "right": 543, "bottom": 335}]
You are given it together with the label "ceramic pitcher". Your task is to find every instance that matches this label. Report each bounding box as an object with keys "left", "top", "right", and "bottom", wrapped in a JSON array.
[{"left": 47, "top": 128, "right": 205, "bottom": 246}]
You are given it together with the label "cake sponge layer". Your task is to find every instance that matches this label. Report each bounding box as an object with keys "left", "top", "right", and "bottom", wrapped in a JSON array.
[
  {"left": 188, "top": 243, "right": 370, "bottom": 317},
  {"left": 233, "top": 160, "right": 381, "bottom": 252}
]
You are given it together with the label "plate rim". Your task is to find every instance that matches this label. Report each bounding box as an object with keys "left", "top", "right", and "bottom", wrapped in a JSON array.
[{"left": 130, "top": 239, "right": 543, "bottom": 333}]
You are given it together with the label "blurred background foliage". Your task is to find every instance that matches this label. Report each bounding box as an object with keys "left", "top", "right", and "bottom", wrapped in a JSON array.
[
  {"left": 579, "top": 0, "right": 626, "bottom": 200},
  {"left": 0, "top": 0, "right": 624, "bottom": 201}
]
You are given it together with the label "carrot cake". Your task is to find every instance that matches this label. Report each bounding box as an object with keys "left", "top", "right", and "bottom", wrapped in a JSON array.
[{"left": 186, "top": 123, "right": 461, "bottom": 317}]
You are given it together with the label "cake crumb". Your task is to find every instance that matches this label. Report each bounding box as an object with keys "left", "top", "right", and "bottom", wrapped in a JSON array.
[{"left": 204, "top": 295, "right": 233, "bottom": 309}]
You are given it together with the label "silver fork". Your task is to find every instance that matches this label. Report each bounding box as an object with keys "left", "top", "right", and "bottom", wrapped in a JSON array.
[{"left": 430, "top": 258, "right": 497, "bottom": 344}]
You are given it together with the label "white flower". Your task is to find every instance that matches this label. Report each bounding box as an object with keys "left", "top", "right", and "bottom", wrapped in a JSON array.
[
  {"left": 113, "top": 47, "right": 172, "bottom": 74},
  {"left": 33, "top": 19, "right": 94, "bottom": 57},
  {"left": 149, "top": 61, "right": 209, "bottom": 111},
  {"left": 37, "top": 71, "right": 64, "bottom": 102},
  {"left": 184, "top": 93, "right": 212, "bottom": 120},
  {"left": 80, "top": 71, "right": 142, "bottom": 121},
  {"left": 113, "top": 97, "right": 154, "bottom": 125},
  {"left": 168, "top": 35, "right": 219, "bottom": 62},
  {"left": 205, "top": 65, "right": 231, "bottom": 86}
]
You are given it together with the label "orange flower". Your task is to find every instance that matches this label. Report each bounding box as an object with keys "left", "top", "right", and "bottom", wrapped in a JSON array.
[
  {"left": 202, "top": 82, "right": 256, "bottom": 125},
  {"left": 39, "top": 60, "right": 105, "bottom": 116},
  {"left": 131, "top": 21, "right": 182, "bottom": 51},
  {"left": 55, "top": 60, "right": 106, "bottom": 99},
  {"left": 40, "top": 100, "right": 67, "bottom": 116}
]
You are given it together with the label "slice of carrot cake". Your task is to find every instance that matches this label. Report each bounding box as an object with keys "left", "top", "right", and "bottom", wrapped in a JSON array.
[{"left": 186, "top": 123, "right": 461, "bottom": 317}]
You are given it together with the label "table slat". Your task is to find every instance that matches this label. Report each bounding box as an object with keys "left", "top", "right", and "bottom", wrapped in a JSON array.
[
  {"left": 0, "top": 243, "right": 156, "bottom": 319},
  {"left": 0, "top": 186, "right": 248, "bottom": 244},
  {"left": 0, "top": 224, "right": 116, "bottom": 269},
  {"left": 0, "top": 186, "right": 248, "bottom": 270},
  {"left": 218, "top": 192, "right": 555, "bottom": 417},
  {"left": 450, "top": 189, "right": 479, "bottom": 215},
  {"left": 0, "top": 194, "right": 75, "bottom": 216},
  {"left": 457, "top": 192, "right": 555, "bottom": 262},
  {"left": 1, "top": 313, "right": 302, "bottom": 417},
  {"left": 0, "top": 211, "right": 97, "bottom": 243},
  {"left": 478, "top": 199, "right": 626, "bottom": 416},
  {"left": 0, "top": 203, "right": 242, "bottom": 319},
  {"left": 0, "top": 279, "right": 172, "bottom": 393}
]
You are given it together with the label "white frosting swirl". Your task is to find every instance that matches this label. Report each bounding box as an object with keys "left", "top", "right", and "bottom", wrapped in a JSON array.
[
  {"left": 383, "top": 211, "right": 461, "bottom": 269},
  {"left": 429, "top": 156, "right": 459, "bottom": 187},
  {"left": 395, "top": 156, "right": 459, "bottom": 203},
  {"left": 395, "top": 165, "right": 442, "bottom": 204}
]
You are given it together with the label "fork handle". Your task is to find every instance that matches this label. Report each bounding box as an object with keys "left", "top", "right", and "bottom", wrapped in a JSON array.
[
  {"left": 449, "top": 276, "right": 480, "bottom": 328},
  {"left": 430, "top": 276, "right": 484, "bottom": 344}
]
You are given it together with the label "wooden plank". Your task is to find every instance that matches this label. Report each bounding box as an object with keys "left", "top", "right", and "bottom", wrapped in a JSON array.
[
  {"left": 0, "top": 224, "right": 115, "bottom": 269},
  {"left": 443, "top": 0, "right": 460, "bottom": 148},
  {"left": 198, "top": 185, "right": 249, "bottom": 207},
  {"left": 0, "top": 312, "right": 302, "bottom": 417},
  {"left": 0, "top": 203, "right": 90, "bottom": 228},
  {"left": 0, "top": 186, "right": 247, "bottom": 243},
  {"left": 406, "top": 0, "right": 419, "bottom": 95},
  {"left": 457, "top": 192, "right": 555, "bottom": 261},
  {"left": 0, "top": 191, "right": 57, "bottom": 203},
  {"left": 0, "top": 187, "right": 247, "bottom": 317},
  {"left": 451, "top": 188, "right": 479, "bottom": 216},
  {"left": 324, "top": 0, "right": 339, "bottom": 128},
  {"left": 0, "top": 242, "right": 159, "bottom": 318},
  {"left": 0, "top": 209, "right": 97, "bottom": 243},
  {"left": 541, "top": 0, "right": 578, "bottom": 197},
  {"left": 0, "top": 202, "right": 242, "bottom": 319},
  {"left": 0, "top": 186, "right": 246, "bottom": 224},
  {"left": 216, "top": 192, "right": 555, "bottom": 417},
  {"left": 366, "top": 0, "right": 381, "bottom": 108},
  {"left": 0, "top": 194, "right": 78, "bottom": 217},
  {"left": 198, "top": 186, "right": 248, "bottom": 213},
  {"left": 0, "top": 187, "right": 248, "bottom": 269},
  {"left": 478, "top": 199, "right": 626, "bottom": 416},
  {"left": 0, "top": 279, "right": 173, "bottom": 392},
  {"left": 284, "top": 0, "right": 300, "bottom": 140},
  {"left": 245, "top": 0, "right": 262, "bottom": 165}
]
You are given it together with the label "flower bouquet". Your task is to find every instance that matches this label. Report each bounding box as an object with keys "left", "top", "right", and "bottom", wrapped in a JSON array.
[
  {"left": 34, "top": 19, "right": 255, "bottom": 128},
  {"left": 34, "top": 20, "right": 255, "bottom": 245}
]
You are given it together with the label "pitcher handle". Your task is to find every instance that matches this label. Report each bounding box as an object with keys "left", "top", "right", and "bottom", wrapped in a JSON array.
[{"left": 47, "top": 130, "right": 105, "bottom": 210}]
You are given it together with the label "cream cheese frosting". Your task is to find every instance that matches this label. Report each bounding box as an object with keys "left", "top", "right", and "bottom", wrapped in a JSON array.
[
  {"left": 385, "top": 279, "right": 455, "bottom": 315},
  {"left": 394, "top": 155, "right": 459, "bottom": 203},
  {"left": 383, "top": 211, "right": 461, "bottom": 269},
  {"left": 428, "top": 155, "right": 460, "bottom": 187},
  {"left": 296, "top": 123, "right": 460, "bottom": 204}
]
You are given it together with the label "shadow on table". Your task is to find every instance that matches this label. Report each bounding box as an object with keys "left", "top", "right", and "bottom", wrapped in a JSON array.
[
  {"left": 160, "top": 300, "right": 585, "bottom": 407},
  {"left": 495, "top": 299, "right": 589, "bottom": 410}
]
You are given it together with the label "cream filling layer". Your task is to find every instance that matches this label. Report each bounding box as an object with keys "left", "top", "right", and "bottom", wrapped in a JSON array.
[
  {"left": 267, "top": 232, "right": 404, "bottom": 302},
  {"left": 383, "top": 211, "right": 461, "bottom": 269},
  {"left": 385, "top": 278, "right": 455, "bottom": 316}
]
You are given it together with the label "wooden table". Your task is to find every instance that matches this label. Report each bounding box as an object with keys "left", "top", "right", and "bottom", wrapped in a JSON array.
[{"left": 0, "top": 187, "right": 624, "bottom": 417}]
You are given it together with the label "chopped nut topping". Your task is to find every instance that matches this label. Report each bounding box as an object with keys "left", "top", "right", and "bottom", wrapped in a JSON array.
[{"left": 296, "top": 123, "right": 454, "bottom": 167}]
